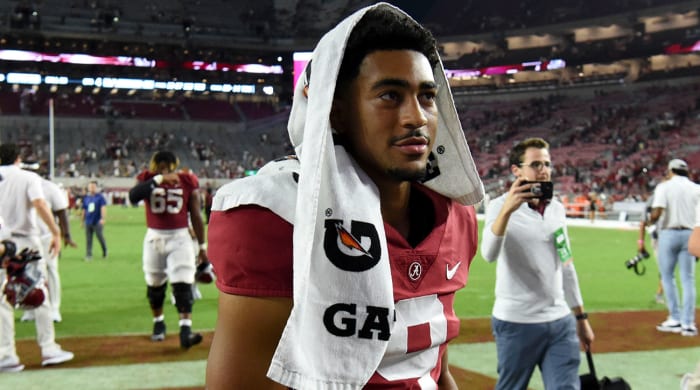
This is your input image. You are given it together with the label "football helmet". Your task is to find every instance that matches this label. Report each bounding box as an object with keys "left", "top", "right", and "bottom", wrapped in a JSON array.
[
  {"left": 2, "top": 248, "right": 45, "bottom": 310},
  {"left": 195, "top": 260, "right": 215, "bottom": 284}
]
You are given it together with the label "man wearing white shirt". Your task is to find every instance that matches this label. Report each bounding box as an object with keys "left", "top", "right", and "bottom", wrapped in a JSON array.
[
  {"left": 0, "top": 144, "right": 74, "bottom": 371},
  {"left": 649, "top": 158, "right": 700, "bottom": 336},
  {"left": 481, "top": 138, "right": 594, "bottom": 390},
  {"left": 20, "top": 162, "right": 77, "bottom": 323}
]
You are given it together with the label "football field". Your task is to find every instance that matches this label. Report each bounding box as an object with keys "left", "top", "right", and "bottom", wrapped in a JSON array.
[{"left": 0, "top": 205, "right": 697, "bottom": 389}]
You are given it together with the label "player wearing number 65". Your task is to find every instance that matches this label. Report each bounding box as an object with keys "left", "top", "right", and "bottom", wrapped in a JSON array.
[{"left": 128, "top": 150, "right": 207, "bottom": 350}]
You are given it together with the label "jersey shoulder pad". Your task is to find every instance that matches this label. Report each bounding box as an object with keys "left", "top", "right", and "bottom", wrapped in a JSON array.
[
  {"left": 212, "top": 160, "right": 298, "bottom": 223},
  {"left": 179, "top": 171, "right": 199, "bottom": 189}
]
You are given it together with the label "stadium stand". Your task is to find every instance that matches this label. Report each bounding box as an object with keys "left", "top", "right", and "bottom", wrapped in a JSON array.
[{"left": 1, "top": 0, "right": 699, "bottom": 221}]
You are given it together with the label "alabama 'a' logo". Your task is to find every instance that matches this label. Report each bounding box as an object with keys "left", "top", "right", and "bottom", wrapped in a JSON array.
[{"left": 323, "top": 219, "right": 381, "bottom": 272}]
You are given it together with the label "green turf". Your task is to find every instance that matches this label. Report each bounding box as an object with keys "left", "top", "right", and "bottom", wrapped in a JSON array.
[
  {"left": 457, "top": 222, "right": 672, "bottom": 318},
  {"left": 15, "top": 205, "right": 220, "bottom": 339},
  {"left": 14, "top": 207, "right": 692, "bottom": 339}
]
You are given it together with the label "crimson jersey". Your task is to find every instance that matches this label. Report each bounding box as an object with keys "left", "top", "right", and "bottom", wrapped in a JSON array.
[
  {"left": 136, "top": 170, "right": 199, "bottom": 229},
  {"left": 208, "top": 185, "right": 478, "bottom": 388}
]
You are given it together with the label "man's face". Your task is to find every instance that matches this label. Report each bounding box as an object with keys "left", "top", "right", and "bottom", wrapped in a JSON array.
[
  {"left": 88, "top": 182, "right": 97, "bottom": 194},
  {"left": 333, "top": 50, "right": 438, "bottom": 184},
  {"left": 514, "top": 147, "right": 552, "bottom": 182},
  {"left": 157, "top": 161, "right": 173, "bottom": 174}
]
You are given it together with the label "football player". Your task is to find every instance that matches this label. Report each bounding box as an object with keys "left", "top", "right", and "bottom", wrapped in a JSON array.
[
  {"left": 205, "top": 3, "right": 482, "bottom": 389},
  {"left": 128, "top": 150, "right": 207, "bottom": 349}
]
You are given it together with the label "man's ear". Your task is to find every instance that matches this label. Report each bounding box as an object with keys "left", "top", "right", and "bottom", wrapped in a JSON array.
[{"left": 510, "top": 164, "right": 521, "bottom": 178}]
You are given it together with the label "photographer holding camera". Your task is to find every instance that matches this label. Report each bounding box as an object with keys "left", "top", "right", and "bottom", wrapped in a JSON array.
[
  {"left": 634, "top": 191, "right": 665, "bottom": 303},
  {"left": 647, "top": 159, "right": 700, "bottom": 337},
  {"left": 481, "top": 137, "right": 594, "bottom": 389},
  {"left": 682, "top": 200, "right": 700, "bottom": 389}
]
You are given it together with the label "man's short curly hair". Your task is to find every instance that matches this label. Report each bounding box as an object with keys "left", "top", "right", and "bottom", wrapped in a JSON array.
[
  {"left": 509, "top": 137, "right": 550, "bottom": 167},
  {"left": 149, "top": 150, "right": 179, "bottom": 172},
  {"left": 336, "top": 4, "right": 439, "bottom": 97}
]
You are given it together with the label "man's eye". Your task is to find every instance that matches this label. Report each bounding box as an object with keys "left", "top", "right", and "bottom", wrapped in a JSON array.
[
  {"left": 380, "top": 91, "right": 400, "bottom": 101},
  {"left": 421, "top": 92, "right": 437, "bottom": 101}
]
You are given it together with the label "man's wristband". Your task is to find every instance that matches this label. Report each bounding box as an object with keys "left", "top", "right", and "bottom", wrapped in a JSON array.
[
  {"left": 199, "top": 242, "right": 207, "bottom": 251},
  {"left": 575, "top": 312, "right": 588, "bottom": 321}
]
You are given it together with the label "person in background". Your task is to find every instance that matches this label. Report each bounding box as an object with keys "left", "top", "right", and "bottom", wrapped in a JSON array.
[
  {"left": 203, "top": 186, "right": 213, "bottom": 224},
  {"left": 648, "top": 159, "right": 700, "bottom": 337},
  {"left": 481, "top": 137, "right": 594, "bottom": 390},
  {"left": 0, "top": 143, "right": 74, "bottom": 371},
  {"left": 639, "top": 189, "right": 665, "bottom": 305},
  {"left": 81, "top": 180, "right": 107, "bottom": 261},
  {"left": 128, "top": 151, "right": 207, "bottom": 350},
  {"left": 205, "top": 3, "right": 483, "bottom": 389},
  {"left": 20, "top": 162, "right": 77, "bottom": 323},
  {"left": 684, "top": 199, "right": 700, "bottom": 388}
]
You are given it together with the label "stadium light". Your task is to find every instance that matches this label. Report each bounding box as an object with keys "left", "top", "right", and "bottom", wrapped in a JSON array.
[
  {"left": 44, "top": 75, "right": 69, "bottom": 85},
  {"left": 7, "top": 72, "right": 41, "bottom": 85}
]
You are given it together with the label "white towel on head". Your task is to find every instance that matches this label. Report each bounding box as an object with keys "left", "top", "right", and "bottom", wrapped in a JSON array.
[{"left": 267, "top": 3, "right": 484, "bottom": 389}]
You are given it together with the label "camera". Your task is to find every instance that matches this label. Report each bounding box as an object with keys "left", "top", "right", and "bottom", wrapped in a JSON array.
[
  {"left": 522, "top": 181, "right": 553, "bottom": 200},
  {"left": 625, "top": 248, "right": 650, "bottom": 275}
]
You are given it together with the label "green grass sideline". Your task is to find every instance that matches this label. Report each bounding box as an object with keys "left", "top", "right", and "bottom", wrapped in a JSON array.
[{"left": 14, "top": 205, "right": 692, "bottom": 339}]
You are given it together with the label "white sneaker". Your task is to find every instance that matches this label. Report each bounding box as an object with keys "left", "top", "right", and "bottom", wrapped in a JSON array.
[
  {"left": 0, "top": 355, "right": 24, "bottom": 373},
  {"left": 42, "top": 349, "right": 74, "bottom": 366},
  {"left": 20, "top": 311, "right": 35, "bottom": 322},
  {"left": 681, "top": 325, "right": 698, "bottom": 337},
  {"left": 656, "top": 318, "right": 682, "bottom": 333},
  {"left": 681, "top": 372, "right": 692, "bottom": 390}
]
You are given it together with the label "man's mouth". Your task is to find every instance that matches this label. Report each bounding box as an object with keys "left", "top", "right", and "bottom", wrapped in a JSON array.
[{"left": 393, "top": 136, "right": 429, "bottom": 154}]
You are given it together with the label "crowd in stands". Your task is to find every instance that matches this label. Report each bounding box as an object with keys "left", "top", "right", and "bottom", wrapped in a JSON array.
[
  {"left": 462, "top": 81, "right": 700, "bottom": 210},
  {"left": 0, "top": 87, "right": 278, "bottom": 123},
  {"left": 49, "top": 127, "right": 288, "bottom": 181},
  {"left": 2, "top": 77, "right": 700, "bottom": 219}
]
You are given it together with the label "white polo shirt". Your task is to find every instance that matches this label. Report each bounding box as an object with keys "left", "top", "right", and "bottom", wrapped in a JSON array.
[
  {"left": 38, "top": 179, "right": 69, "bottom": 238},
  {"left": 652, "top": 175, "right": 700, "bottom": 230},
  {"left": 0, "top": 164, "right": 46, "bottom": 237},
  {"left": 0, "top": 216, "right": 8, "bottom": 241}
]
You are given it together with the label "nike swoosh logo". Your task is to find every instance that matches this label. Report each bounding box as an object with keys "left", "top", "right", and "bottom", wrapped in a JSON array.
[{"left": 446, "top": 261, "right": 462, "bottom": 280}]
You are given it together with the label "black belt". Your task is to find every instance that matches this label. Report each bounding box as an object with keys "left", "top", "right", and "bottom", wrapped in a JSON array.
[{"left": 667, "top": 227, "right": 691, "bottom": 230}]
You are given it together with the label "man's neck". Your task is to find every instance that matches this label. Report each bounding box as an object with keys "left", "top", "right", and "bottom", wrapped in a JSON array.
[{"left": 379, "top": 181, "right": 412, "bottom": 239}]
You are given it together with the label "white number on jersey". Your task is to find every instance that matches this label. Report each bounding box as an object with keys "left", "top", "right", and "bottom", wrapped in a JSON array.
[
  {"left": 376, "top": 294, "right": 447, "bottom": 386},
  {"left": 150, "top": 188, "right": 184, "bottom": 214}
]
